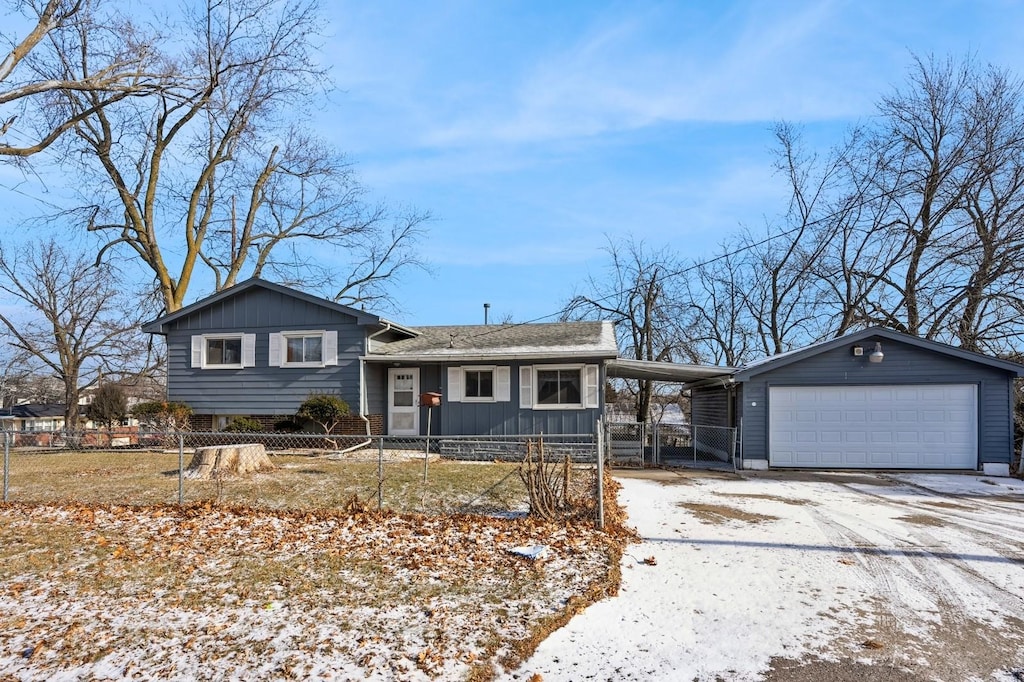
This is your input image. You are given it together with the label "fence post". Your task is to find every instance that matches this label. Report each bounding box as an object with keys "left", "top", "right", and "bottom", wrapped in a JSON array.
[
  {"left": 693, "top": 425, "right": 699, "bottom": 464},
  {"left": 595, "top": 419, "right": 604, "bottom": 531},
  {"left": 3, "top": 431, "right": 9, "bottom": 503},
  {"left": 730, "top": 426, "right": 739, "bottom": 471},
  {"left": 178, "top": 433, "right": 184, "bottom": 505},
  {"left": 653, "top": 422, "right": 659, "bottom": 466},
  {"left": 377, "top": 436, "right": 384, "bottom": 512}
]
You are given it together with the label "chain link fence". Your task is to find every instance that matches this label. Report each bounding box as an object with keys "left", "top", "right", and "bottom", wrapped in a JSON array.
[
  {"left": 605, "top": 421, "right": 738, "bottom": 470},
  {"left": 1, "top": 429, "right": 600, "bottom": 519}
]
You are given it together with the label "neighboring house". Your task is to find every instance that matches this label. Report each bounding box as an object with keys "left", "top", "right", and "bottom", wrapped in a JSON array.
[
  {"left": 687, "top": 327, "right": 1024, "bottom": 475},
  {"left": 141, "top": 278, "right": 618, "bottom": 436},
  {"left": 0, "top": 403, "right": 66, "bottom": 431}
]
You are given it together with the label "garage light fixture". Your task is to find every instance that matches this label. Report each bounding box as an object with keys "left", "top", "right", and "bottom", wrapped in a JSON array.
[{"left": 869, "top": 342, "right": 884, "bottom": 363}]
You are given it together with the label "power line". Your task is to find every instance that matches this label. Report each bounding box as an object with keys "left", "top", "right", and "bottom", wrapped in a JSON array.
[{"left": 462, "top": 131, "right": 1024, "bottom": 342}]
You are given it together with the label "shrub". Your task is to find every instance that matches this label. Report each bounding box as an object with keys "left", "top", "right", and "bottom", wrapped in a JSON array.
[
  {"left": 87, "top": 384, "right": 128, "bottom": 428},
  {"left": 296, "top": 393, "right": 350, "bottom": 434},
  {"left": 222, "top": 416, "right": 264, "bottom": 433},
  {"left": 132, "top": 401, "right": 193, "bottom": 431},
  {"left": 273, "top": 419, "right": 303, "bottom": 433}
]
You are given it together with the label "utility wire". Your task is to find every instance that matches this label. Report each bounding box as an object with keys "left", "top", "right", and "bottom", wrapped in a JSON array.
[{"left": 461, "top": 123, "right": 1024, "bottom": 343}]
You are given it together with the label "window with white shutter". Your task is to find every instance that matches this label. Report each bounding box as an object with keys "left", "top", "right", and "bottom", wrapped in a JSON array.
[
  {"left": 519, "top": 366, "right": 533, "bottom": 408},
  {"left": 447, "top": 367, "right": 463, "bottom": 403}
]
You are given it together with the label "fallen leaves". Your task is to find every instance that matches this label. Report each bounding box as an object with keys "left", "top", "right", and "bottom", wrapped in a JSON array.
[{"left": 0, "top": 500, "right": 628, "bottom": 680}]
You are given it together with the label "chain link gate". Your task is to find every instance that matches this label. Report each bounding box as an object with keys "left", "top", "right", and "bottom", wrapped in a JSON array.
[{"left": 606, "top": 421, "right": 737, "bottom": 470}]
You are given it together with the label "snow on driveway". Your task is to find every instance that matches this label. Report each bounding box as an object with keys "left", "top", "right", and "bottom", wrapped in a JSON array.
[{"left": 503, "top": 470, "right": 1024, "bottom": 682}]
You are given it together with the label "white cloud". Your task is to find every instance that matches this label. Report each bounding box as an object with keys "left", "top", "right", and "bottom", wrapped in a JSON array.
[{"left": 421, "top": 2, "right": 874, "bottom": 148}]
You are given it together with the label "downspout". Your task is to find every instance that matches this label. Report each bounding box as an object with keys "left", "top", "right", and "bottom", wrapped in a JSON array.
[
  {"left": 360, "top": 322, "right": 395, "bottom": 437},
  {"left": 326, "top": 323, "right": 394, "bottom": 458}
]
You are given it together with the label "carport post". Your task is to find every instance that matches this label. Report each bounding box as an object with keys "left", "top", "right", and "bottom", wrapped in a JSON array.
[{"left": 595, "top": 419, "right": 604, "bottom": 530}]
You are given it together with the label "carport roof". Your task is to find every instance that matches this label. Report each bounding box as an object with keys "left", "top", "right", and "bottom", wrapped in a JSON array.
[{"left": 605, "top": 358, "right": 735, "bottom": 383}]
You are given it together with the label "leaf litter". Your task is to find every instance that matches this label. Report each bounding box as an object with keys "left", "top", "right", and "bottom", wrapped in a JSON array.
[{"left": 0, "top": 500, "right": 629, "bottom": 681}]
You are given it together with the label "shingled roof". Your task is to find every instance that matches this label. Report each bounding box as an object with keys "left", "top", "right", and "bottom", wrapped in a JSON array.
[{"left": 369, "top": 321, "right": 618, "bottom": 360}]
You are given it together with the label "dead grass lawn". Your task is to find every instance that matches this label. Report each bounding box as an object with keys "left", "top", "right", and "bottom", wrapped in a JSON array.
[{"left": 6, "top": 450, "right": 542, "bottom": 515}]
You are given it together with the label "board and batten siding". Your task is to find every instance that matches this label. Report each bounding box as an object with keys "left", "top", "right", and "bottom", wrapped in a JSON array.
[
  {"left": 164, "top": 286, "right": 366, "bottom": 415},
  {"left": 738, "top": 336, "right": 1014, "bottom": 467},
  {"left": 388, "top": 359, "right": 605, "bottom": 436}
]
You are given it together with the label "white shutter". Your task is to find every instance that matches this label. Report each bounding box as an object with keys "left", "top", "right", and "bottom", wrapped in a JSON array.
[
  {"left": 519, "top": 366, "right": 533, "bottom": 409},
  {"left": 191, "top": 336, "right": 204, "bottom": 368},
  {"left": 495, "top": 366, "right": 511, "bottom": 402},
  {"left": 584, "top": 364, "right": 600, "bottom": 408},
  {"left": 324, "top": 331, "right": 338, "bottom": 366},
  {"left": 242, "top": 333, "right": 256, "bottom": 367},
  {"left": 268, "top": 333, "right": 282, "bottom": 367},
  {"left": 447, "top": 367, "right": 463, "bottom": 402}
]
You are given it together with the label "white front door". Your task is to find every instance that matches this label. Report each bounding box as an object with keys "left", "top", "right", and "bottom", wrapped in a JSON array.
[{"left": 388, "top": 368, "right": 420, "bottom": 436}]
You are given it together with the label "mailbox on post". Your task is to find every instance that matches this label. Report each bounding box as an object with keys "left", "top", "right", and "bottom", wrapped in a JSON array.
[
  {"left": 420, "top": 392, "right": 443, "bottom": 482},
  {"left": 420, "top": 392, "right": 442, "bottom": 407}
]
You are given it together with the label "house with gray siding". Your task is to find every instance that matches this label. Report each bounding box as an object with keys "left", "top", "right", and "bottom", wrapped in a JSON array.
[
  {"left": 142, "top": 278, "right": 618, "bottom": 437},
  {"left": 687, "top": 327, "right": 1024, "bottom": 475}
]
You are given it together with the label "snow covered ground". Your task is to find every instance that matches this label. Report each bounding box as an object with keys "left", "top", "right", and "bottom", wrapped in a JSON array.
[{"left": 504, "top": 470, "right": 1024, "bottom": 682}]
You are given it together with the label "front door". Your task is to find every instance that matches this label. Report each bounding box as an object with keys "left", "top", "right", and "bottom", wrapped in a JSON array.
[{"left": 388, "top": 368, "right": 420, "bottom": 436}]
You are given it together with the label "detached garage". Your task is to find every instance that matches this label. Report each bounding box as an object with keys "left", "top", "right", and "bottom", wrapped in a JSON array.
[{"left": 690, "top": 327, "right": 1024, "bottom": 474}]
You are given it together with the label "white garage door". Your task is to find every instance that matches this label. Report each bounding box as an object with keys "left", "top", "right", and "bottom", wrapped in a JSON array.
[{"left": 768, "top": 385, "right": 977, "bottom": 469}]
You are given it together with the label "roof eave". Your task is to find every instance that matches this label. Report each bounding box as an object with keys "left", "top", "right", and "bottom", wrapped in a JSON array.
[
  {"left": 364, "top": 350, "right": 619, "bottom": 363},
  {"left": 734, "top": 326, "right": 1024, "bottom": 380},
  {"left": 141, "top": 278, "right": 386, "bottom": 334}
]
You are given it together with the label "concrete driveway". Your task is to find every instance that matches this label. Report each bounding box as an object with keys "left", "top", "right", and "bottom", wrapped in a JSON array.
[{"left": 504, "top": 469, "right": 1024, "bottom": 682}]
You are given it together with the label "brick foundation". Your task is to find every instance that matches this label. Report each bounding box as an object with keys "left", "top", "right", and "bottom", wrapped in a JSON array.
[{"left": 191, "top": 413, "right": 384, "bottom": 435}]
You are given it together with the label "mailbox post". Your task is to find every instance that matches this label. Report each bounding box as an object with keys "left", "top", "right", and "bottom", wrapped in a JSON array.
[{"left": 420, "top": 392, "right": 442, "bottom": 483}]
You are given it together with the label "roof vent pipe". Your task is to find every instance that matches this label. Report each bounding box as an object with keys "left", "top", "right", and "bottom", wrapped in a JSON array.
[{"left": 484, "top": 302, "right": 490, "bottom": 325}]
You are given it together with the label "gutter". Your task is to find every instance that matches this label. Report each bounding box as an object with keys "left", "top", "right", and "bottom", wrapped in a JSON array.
[{"left": 361, "top": 351, "right": 620, "bottom": 363}]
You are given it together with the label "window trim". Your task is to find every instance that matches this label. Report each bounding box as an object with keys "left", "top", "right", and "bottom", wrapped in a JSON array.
[
  {"left": 462, "top": 365, "right": 496, "bottom": 403},
  {"left": 281, "top": 330, "right": 326, "bottom": 368},
  {"left": 202, "top": 334, "right": 246, "bottom": 369},
  {"left": 532, "top": 364, "right": 585, "bottom": 410}
]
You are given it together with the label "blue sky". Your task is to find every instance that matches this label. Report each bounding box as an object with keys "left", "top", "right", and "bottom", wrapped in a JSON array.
[
  {"left": 315, "top": 0, "right": 1024, "bottom": 325},
  {"left": 5, "top": 0, "right": 1024, "bottom": 326}
]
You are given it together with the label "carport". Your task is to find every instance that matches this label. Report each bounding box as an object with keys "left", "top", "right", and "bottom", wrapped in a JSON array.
[{"left": 604, "top": 358, "right": 737, "bottom": 468}]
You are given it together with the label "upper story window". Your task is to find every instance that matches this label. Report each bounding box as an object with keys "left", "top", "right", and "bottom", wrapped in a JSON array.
[
  {"left": 270, "top": 330, "right": 338, "bottom": 367},
  {"left": 285, "top": 334, "right": 323, "bottom": 365},
  {"left": 190, "top": 333, "right": 256, "bottom": 369},
  {"left": 206, "top": 336, "right": 243, "bottom": 367}
]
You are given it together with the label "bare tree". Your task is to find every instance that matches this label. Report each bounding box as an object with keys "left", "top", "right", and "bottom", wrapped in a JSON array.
[
  {"left": 0, "top": 239, "right": 151, "bottom": 426},
  {"left": 1, "top": 0, "right": 163, "bottom": 158},
  {"left": 842, "top": 55, "right": 1024, "bottom": 353},
  {"left": 563, "top": 236, "right": 691, "bottom": 422},
  {"left": 15, "top": 0, "right": 428, "bottom": 312},
  {"left": 683, "top": 240, "right": 755, "bottom": 366}
]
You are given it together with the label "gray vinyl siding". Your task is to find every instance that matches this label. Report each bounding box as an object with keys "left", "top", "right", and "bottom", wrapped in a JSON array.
[
  {"left": 375, "top": 360, "right": 604, "bottom": 436},
  {"left": 364, "top": 362, "right": 388, "bottom": 415},
  {"left": 164, "top": 287, "right": 366, "bottom": 415},
  {"left": 738, "top": 336, "right": 1015, "bottom": 467}
]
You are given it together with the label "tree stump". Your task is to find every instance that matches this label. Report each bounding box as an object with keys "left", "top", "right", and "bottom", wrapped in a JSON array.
[{"left": 184, "top": 443, "right": 275, "bottom": 479}]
